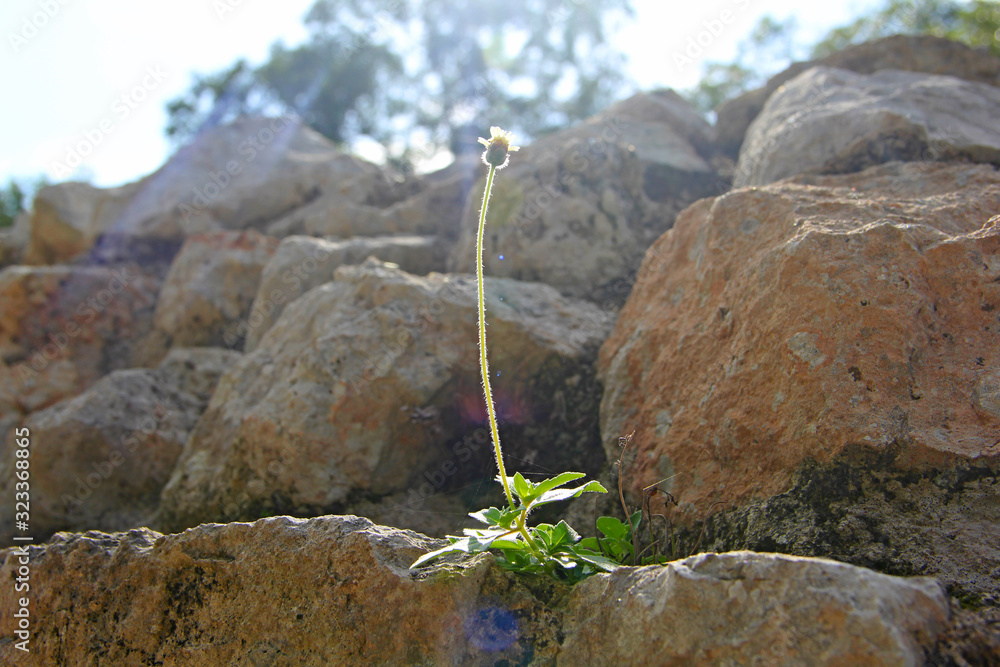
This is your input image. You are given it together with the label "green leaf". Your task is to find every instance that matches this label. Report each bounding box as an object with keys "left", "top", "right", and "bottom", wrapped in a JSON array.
[
  {"left": 526, "top": 480, "right": 608, "bottom": 512},
  {"left": 596, "top": 516, "right": 628, "bottom": 542},
  {"left": 512, "top": 472, "right": 533, "bottom": 502},
  {"left": 532, "top": 472, "right": 586, "bottom": 497},
  {"left": 470, "top": 506, "right": 520, "bottom": 529}
]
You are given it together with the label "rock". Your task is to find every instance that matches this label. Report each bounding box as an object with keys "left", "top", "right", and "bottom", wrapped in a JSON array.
[
  {"left": 716, "top": 35, "right": 1000, "bottom": 159},
  {"left": 243, "top": 234, "right": 446, "bottom": 351},
  {"left": 140, "top": 230, "right": 279, "bottom": 364},
  {"left": 22, "top": 181, "right": 142, "bottom": 265},
  {"left": 0, "top": 210, "right": 31, "bottom": 268},
  {"left": 0, "top": 264, "right": 160, "bottom": 416},
  {"left": 0, "top": 518, "right": 954, "bottom": 665},
  {"left": 157, "top": 258, "right": 614, "bottom": 533},
  {"left": 108, "top": 116, "right": 388, "bottom": 241},
  {"left": 0, "top": 348, "right": 239, "bottom": 542},
  {"left": 263, "top": 166, "right": 469, "bottom": 240},
  {"left": 597, "top": 162, "right": 1000, "bottom": 596},
  {"left": 18, "top": 117, "right": 405, "bottom": 267},
  {"left": 560, "top": 551, "right": 949, "bottom": 666},
  {"left": 447, "top": 90, "right": 726, "bottom": 305},
  {"left": 734, "top": 67, "right": 1000, "bottom": 187}
]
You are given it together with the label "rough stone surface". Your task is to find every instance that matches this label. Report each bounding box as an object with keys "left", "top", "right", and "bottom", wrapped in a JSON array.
[
  {"left": 0, "top": 516, "right": 562, "bottom": 666},
  {"left": 598, "top": 161, "right": 1000, "bottom": 523},
  {"left": 448, "top": 90, "right": 726, "bottom": 305},
  {"left": 140, "top": 230, "right": 279, "bottom": 363},
  {"left": 0, "top": 264, "right": 160, "bottom": 417},
  {"left": 157, "top": 258, "right": 615, "bottom": 532},
  {"left": 22, "top": 181, "right": 142, "bottom": 265},
  {"left": 244, "top": 234, "right": 447, "bottom": 351},
  {"left": 735, "top": 67, "right": 1000, "bottom": 187},
  {"left": 716, "top": 35, "right": 1000, "bottom": 159},
  {"left": 0, "top": 518, "right": 955, "bottom": 665},
  {"left": 560, "top": 551, "right": 949, "bottom": 666},
  {"left": 0, "top": 348, "right": 239, "bottom": 542},
  {"left": 263, "top": 166, "right": 469, "bottom": 240},
  {"left": 669, "top": 448, "right": 1000, "bottom": 610}
]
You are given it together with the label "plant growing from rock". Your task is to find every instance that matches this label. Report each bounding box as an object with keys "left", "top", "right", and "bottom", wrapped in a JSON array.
[{"left": 411, "top": 127, "right": 634, "bottom": 582}]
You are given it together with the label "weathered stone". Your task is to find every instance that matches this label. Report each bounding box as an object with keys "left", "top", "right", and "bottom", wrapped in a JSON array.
[
  {"left": 735, "top": 67, "right": 1000, "bottom": 187},
  {"left": 0, "top": 348, "right": 239, "bottom": 542},
  {"left": 0, "top": 264, "right": 160, "bottom": 416},
  {"left": 560, "top": 551, "right": 949, "bottom": 666},
  {"left": 22, "top": 180, "right": 142, "bottom": 265},
  {"left": 157, "top": 258, "right": 614, "bottom": 533},
  {"left": 0, "top": 516, "right": 563, "bottom": 665},
  {"left": 263, "top": 166, "right": 469, "bottom": 240},
  {"left": 0, "top": 519, "right": 955, "bottom": 665},
  {"left": 448, "top": 90, "right": 726, "bottom": 305},
  {"left": 669, "top": 449, "right": 1000, "bottom": 610},
  {"left": 244, "top": 234, "right": 446, "bottom": 351},
  {"left": 140, "top": 230, "right": 279, "bottom": 363},
  {"left": 113, "top": 116, "right": 388, "bottom": 241},
  {"left": 716, "top": 35, "right": 1000, "bottom": 159},
  {"left": 598, "top": 162, "right": 1000, "bottom": 562}
]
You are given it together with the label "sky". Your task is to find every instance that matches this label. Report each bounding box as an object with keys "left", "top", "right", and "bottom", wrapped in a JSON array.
[{"left": 0, "top": 0, "right": 884, "bottom": 189}]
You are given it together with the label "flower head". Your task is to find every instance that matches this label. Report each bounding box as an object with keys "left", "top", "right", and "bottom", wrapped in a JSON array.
[{"left": 478, "top": 126, "right": 520, "bottom": 169}]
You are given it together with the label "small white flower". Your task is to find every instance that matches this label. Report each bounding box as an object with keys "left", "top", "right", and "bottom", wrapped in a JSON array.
[{"left": 478, "top": 126, "right": 520, "bottom": 169}]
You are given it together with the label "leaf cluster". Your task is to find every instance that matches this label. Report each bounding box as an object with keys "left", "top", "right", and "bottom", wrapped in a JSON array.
[{"left": 412, "top": 472, "right": 638, "bottom": 583}]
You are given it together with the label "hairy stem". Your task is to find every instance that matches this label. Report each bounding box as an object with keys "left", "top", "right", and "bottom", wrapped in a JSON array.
[{"left": 477, "top": 164, "right": 516, "bottom": 509}]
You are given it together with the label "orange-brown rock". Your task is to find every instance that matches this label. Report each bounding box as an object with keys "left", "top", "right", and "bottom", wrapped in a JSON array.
[{"left": 598, "top": 161, "right": 1000, "bottom": 522}]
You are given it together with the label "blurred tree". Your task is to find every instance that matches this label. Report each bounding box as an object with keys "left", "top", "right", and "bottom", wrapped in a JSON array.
[
  {"left": 683, "top": 0, "right": 1000, "bottom": 116},
  {"left": 0, "top": 177, "right": 48, "bottom": 229},
  {"left": 812, "top": 0, "right": 1000, "bottom": 57},
  {"left": 165, "top": 0, "right": 633, "bottom": 164}
]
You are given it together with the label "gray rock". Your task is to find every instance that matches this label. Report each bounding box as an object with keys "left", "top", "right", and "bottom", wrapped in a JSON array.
[
  {"left": 140, "top": 230, "right": 279, "bottom": 364},
  {"left": 560, "top": 551, "right": 949, "bottom": 666},
  {"left": 448, "top": 90, "right": 726, "bottom": 305},
  {"left": 263, "top": 167, "right": 469, "bottom": 240},
  {"left": 157, "top": 258, "right": 615, "bottom": 532},
  {"left": 243, "top": 234, "right": 446, "bottom": 351},
  {"left": 716, "top": 34, "right": 1000, "bottom": 159},
  {"left": 0, "top": 348, "right": 239, "bottom": 542},
  {"left": 735, "top": 67, "right": 1000, "bottom": 187}
]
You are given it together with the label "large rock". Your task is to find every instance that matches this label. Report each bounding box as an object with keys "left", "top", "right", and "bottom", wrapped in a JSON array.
[
  {"left": 448, "top": 91, "right": 726, "bottom": 305},
  {"left": 560, "top": 551, "right": 948, "bottom": 665},
  {"left": 734, "top": 67, "right": 1000, "bottom": 187},
  {"left": 140, "top": 230, "right": 279, "bottom": 363},
  {"left": 716, "top": 35, "right": 1000, "bottom": 159},
  {"left": 243, "top": 234, "right": 446, "bottom": 351},
  {"left": 0, "top": 348, "right": 239, "bottom": 542},
  {"left": 597, "top": 162, "right": 1000, "bottom": 600},
  {"left": 157, "top": 258, "right": 615, "bottom": 532},
  {"left": 263, "top": 166, "right": 469, "bottom": 240},
  {"left": 20, "top": 117, "right": 408, "bottom": 267},
  {"left": 0, "top": 517, "right": 956, "bottom": 665},
  {"left": 22, "top": 181, "right": 143, "bottom": 265},
  {"left": 0, "top": 264, "right": 160, "bottom": 417}
]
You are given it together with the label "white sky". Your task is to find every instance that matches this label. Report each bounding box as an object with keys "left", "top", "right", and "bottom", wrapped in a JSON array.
[{"left": 0, "top": 0, "right": 882, "bottom": 188}]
